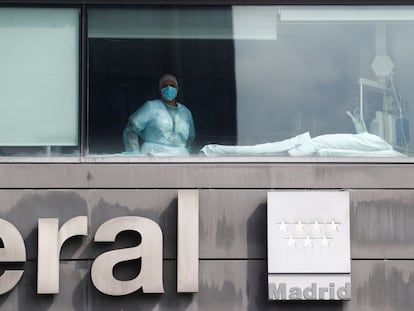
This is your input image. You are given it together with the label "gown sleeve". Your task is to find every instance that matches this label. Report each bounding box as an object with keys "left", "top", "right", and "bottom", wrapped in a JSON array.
[{"left": 122, "top": 101, "right": 152, "bottom": 152}]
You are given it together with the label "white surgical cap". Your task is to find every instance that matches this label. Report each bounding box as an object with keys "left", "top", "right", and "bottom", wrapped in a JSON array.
[{"left": 159, "top": 74, "right": 179, "bottom": 90}]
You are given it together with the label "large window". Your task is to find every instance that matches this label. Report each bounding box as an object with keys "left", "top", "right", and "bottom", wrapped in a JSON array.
[
  {"left": 0, "top": 8, "right": 79, "bottom": 156},
  {"left": 88, "top": 7, "right": 237, "bottom": 155},
  {"left": 2, "top": 5, "right": 414, "bottom": 158},
  {"left": 88, "top": 6, "right": 414, "bottom": 157}
]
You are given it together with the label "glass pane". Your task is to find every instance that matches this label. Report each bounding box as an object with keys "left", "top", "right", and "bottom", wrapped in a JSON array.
[
  {"left": 0, "top": 8, "right": 79, "bottom": 156},
  {"left": 88, "top": 6, "right": 414, "bottom": 158}
]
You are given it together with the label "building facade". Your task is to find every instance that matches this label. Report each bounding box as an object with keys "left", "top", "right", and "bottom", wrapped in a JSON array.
[{"left": 1, "top": 1, "right": 414, "bottom": 310}]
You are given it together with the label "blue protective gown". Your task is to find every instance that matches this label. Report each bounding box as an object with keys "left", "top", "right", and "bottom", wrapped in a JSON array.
[{"left": 123, "top": 99, "right": 195, "bottom": 156}]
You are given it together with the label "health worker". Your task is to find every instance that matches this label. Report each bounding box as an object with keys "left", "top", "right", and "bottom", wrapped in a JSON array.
[{"left": 122, "top": 74, "right": 195, "bottom": 156}]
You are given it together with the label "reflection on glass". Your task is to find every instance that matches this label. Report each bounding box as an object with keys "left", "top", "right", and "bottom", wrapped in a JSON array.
[
  {"left": 88, "top": 6, "right": 414, "bottom": 157},
  {"left": 0, "top": 8, "right": 79, "bottom": 156}
]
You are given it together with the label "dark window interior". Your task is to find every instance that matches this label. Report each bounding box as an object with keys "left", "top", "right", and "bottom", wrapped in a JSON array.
[{"left": 88, "top": 38, "right": 237, "bottom": 154}]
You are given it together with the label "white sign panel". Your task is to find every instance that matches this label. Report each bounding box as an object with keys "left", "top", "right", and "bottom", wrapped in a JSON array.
[{"left": 267, "top": 191, "right": 351, "bottom": 300}]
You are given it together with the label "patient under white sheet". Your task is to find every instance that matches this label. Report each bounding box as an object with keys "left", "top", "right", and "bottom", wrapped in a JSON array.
[
  {"left": 200, "top": 132, "right": 406, "bottom": 157},
  {"left": 200, "top": 132, "right": 311, "bottom": 156}
]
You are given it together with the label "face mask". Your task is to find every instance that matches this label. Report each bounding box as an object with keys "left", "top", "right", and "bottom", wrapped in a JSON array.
[{"left": 161, "top": 86, "right": 178, "bottom": 101}]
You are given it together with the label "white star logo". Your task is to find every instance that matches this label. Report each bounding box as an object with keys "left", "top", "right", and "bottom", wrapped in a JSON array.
[
  {"left": 286, "top": 235, "right": 297, "bottom": 247},
  {"left": 311, "top": 220, "right": 322, "bottom": 232},
  {"left": 319, "top": 234, "right": 332, "bottom": 247},
  {"left": 303, "top": 235, "right": 313, "bottom": 247},
  {"left": 295, "top": 220, "right": 305, "bottom": 232},
  {"left": 276, "top": 218, "right": 341, "bottom": 249},
  {"left": 328, "top": 219, "right": 340, "bottom": 232},
  {"left": 277, "top": 220, "right": 288, "bottom": 232}
]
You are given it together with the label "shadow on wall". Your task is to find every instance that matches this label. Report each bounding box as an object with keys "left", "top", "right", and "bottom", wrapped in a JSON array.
[
  {"left": 355, "top": 262, "right": 414, "bottom": 311},
  {"left": 351, "top": 199, "right": 414, "bottom": 244}
]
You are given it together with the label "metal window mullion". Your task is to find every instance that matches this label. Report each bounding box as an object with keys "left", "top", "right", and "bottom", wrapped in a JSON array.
[{"left": 80, "top": 4, "right": 88, "bottom": 156}]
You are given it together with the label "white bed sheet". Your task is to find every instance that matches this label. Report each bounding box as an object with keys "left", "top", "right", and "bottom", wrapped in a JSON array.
[{"left": 200, "top": 132, "right": 406, "bottom": 157}]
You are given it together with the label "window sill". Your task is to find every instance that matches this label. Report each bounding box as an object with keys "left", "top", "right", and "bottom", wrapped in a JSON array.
[{"left": 0, "top": 155, "right": 412, "bottom": 164}]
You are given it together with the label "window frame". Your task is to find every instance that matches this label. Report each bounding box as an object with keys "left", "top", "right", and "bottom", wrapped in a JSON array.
[{"left": 1, "top": 0, "right": 414, "bottom": 163}]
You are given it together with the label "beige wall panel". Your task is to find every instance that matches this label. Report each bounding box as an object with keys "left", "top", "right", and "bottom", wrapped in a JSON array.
[
  {"left": 0, "top": 190, "right": 179, "bottom": 260},
  {"left": 345, "top": 260, "right": 414, "bottom": 311},
  {"left": 199, "top": 190, "right": 267, "bottom": 258},
  {"left": 351, "top": 190, "right": 414, "bottom": 259},
  {"left": 1, "top": 163, "right": 414, "bottom": 189},
  {"left": 1, "top": 260, "right": 413, "bottom": 311},
  {"left": 2, "top": 189, "right": 414, "bottom": 260},
  {"left": 0, "top": 164, "right": 89, "bottom": 188},
  {"left": 0, "top": 261, "right": 90, "bottom": 311},
  {"left": 0, "top": 190, "right": 90, "bottom": 260},
  {"left": 0, "top": 189, "right": 269, "bottom": 260}
]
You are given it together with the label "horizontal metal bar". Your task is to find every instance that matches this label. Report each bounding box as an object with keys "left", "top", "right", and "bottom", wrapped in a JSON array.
[
  {"left": 2, "top": 1, "right": 414, "bottom": 6},
  {"left": 0, "top": 156, "right": 414, "bottom": 164}
]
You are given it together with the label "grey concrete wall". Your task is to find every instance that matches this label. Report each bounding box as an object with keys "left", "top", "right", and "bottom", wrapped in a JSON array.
[{"left": 0, "top": 163, "right": 414, "bottom": 310}]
